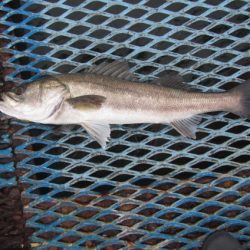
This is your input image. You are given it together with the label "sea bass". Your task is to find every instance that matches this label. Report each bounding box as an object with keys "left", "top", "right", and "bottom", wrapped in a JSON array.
[{"left": 0, "top": 61, "right": 249, "bottom": 148}]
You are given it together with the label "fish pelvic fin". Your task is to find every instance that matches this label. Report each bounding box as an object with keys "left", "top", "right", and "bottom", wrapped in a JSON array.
[
  {"left": 170, "top": 115, "right": 202, "bottom": 139},
  {"left": 228, "top": 81, "right": 250, "bottom": 119},
  {"left": 81, "top": 122, "right": 110, "bottom": 149}
]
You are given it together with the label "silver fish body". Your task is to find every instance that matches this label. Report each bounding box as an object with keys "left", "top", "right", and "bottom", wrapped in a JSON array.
[
  {"left": 0, "top": 61, "right": 249, "bottom": 148},
  {"left": 44, "top": 73, "right": 230, "bottom": 124}
]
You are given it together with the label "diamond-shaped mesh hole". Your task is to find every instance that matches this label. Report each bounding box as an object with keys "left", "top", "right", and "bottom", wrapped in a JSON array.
[
  {"left": 110, "top": 159, "right": 131, "bottom": 168},
  {"left": 88, "top": 155, "right": 110, "bottom": 163},
  {"left": 48, "top": 161, "right": 70, "bottom": 170},
  {"left": 29, "top": 172, "right": 50, "bottom": 180},
  {"left": 232, "top": 155, "right": 250, "bottom": 164},
  {"left": 27, "top": 157, "right": 48, "bottom": 166},
  {"left": 91, "top": 170, "right": 112, "bottom": 178},
  {"left": 31, "top": 187, "right": 53, "bottom": 195},
  {"left": 171, "top": 157, "right": 193, "bottom": 165},
  {"left": 25, "top": 3, "right": 45, "bottom": 12},
  {"left": 46, "top": 147, "right": 68, "bottom": 155},
  {"left": 151, "top": 167, "right": 174, "bottom": 176},
  {"left": 50, "top": 176, "right": 72, "bottom": 184},
  {"left": 25, "top": 143, "right": 47, "bottom": 151},
  {"left": 133, "top": 177, "right": 155, "bottom": 187},
  {"left": 230, "top": 140, "right": 249, "bottom": 149},
  {"left": 68, "top": 165, "right": 90, "bottom": 174},
  {"left": 71, "top": 180, "right": 93, "bottom": 188},
  {"left": 164, "top": 241, "right": 186, "bottom": 249},
  {"left": 130, "top": 163, "right": 152, "bottom": 172},
  {"left": 67, "top": 151, "right": 88, "bottom": 160},
  {"left": 108, "top": 145, "right": 129, "bottom": 153},
  {"left": 66, "top": 11, "right": 87, "bottom": 20},
  {"left": 112, "top": 174, "right": 134, "bottom": 182},
  {"left": 213, "top": 165, "right": 236, "bottom": 173},
  {"left": 179, "top": 176, "right": 200, "bottom": 186}
]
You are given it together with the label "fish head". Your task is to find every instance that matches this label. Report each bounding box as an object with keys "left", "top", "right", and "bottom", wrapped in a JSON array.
[{"left": 0, "top": 77, "right": 69, "bottom": 121}]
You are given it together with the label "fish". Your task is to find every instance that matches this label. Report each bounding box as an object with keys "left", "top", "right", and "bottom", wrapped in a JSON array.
[{"left": 0, "top": 61, "right": 249, "bottom": 148}]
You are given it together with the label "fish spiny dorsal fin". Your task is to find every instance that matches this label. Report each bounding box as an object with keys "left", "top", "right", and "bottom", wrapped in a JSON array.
[
  {"left": 87, "top": 61, "right": 139, "bottom": 81},
  {"left": 81, "top": 122, "right": 111, "bottom": 149},
  {"left": 153, "top": 74, "right": 194, "bottom": 91},
  {"left": 170, "top": 115, "right": 202, "bottom": 139},
  {"left": 87, "top": 62, "right": 109, "bottom": 74}
]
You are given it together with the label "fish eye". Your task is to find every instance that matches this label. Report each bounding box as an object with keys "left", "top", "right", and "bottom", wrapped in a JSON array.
[{"left": 13, "top": 86, "right": 25, "bottom": 96}]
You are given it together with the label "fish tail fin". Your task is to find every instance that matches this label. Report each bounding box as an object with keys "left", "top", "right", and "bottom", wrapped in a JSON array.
[{"left": 228, "top": 81, "right": 250, "bottom": 119}]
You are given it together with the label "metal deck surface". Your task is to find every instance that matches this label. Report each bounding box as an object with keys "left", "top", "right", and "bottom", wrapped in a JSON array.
[{"left": 0, "top": 0, "right": 250, "bottom": 249}]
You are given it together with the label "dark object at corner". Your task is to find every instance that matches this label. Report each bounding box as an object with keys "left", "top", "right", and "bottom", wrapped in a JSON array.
[{"left": 202, "top": 231, "right": 245, "bottom": 250}]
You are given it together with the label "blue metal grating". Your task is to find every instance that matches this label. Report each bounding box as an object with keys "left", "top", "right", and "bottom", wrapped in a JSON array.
[
  {"left": 1, "top": 0, "right": 250, "bottom": 249},
  {"left": 0, "top": 123, "right": 16, "bottom": 187}
]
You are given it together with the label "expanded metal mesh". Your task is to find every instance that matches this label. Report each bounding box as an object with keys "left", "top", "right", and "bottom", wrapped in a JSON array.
[{"left": 1, "top": 0, "right": 250, "bottom": 249}]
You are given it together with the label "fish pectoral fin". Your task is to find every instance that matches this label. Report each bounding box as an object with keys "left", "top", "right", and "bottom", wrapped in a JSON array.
[
  {"left": 66, "top": 95, "right": 106, "bottom": 111},
  {"left": 170, "top": 115, "right": 202, "bottom": 139},
  {"left": 81, "top": 122, "right": 111, "bottom": 149}
]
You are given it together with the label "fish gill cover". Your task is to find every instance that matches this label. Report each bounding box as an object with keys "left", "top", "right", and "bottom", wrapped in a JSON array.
[{"left": 0, "top": 0, "right": 249, "bottom": 249}]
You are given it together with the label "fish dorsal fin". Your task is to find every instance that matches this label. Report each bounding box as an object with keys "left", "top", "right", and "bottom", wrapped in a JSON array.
[
  {"left": 153, "top": 74, "right": 193, "bottom": 91},
  {"left": 87, "top": 61, "right": 138, "bottom": 81},
  {"left": 66, "top": 95, "right": 106, "bottom": 111},
  {"left": 170, "top": 115, "right": 202, "bottom": 139},
  {"left": 81, "top": 122, "right": 110, "bottom": 149}
]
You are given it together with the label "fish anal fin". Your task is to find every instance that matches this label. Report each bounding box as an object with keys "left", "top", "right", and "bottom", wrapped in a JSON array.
[
  {"left": 170, "top": 115, "right": 202, "bottom": 139},
  {"left": 87, "top": 61, "right": 138, "bottom": 81},
  {"left": 81, "top": 122, "right": 111, "bottom": 149},
  {"left": 66, "top": 95, "right": 106, "bottom": 111}
]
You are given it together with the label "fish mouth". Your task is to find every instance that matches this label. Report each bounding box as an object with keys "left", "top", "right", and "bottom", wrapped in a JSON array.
[{"left": 5, "top": 92, "right": 23, "bottom": 102}]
